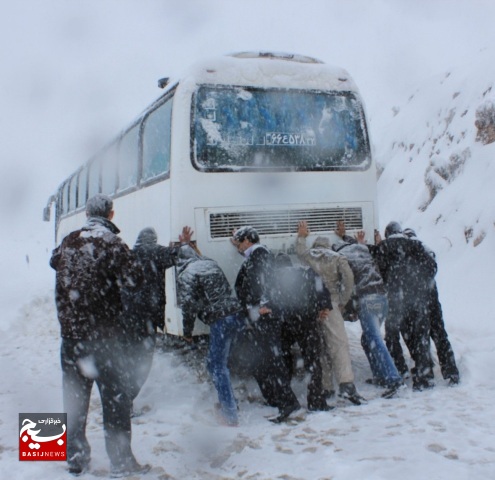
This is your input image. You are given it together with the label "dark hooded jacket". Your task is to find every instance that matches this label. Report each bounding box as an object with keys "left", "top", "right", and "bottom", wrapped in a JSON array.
[
  {"left": 122, "top": 228, "right": 176, "bottom": 334},
  {"left": 176, "top": 246, "right": 242, "bottom": 338},
  {"left": 50, "top": 216, "right": 142, "bottom": 341},
  {"left": 371, "top": 233, "right": 437, "bottom": 297}
]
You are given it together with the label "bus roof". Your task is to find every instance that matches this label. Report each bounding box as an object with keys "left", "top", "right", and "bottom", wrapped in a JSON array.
[{"left": 173, "top": 51, "right": 359, "bottom": 94}]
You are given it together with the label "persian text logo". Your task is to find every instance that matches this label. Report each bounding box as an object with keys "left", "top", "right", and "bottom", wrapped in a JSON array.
[{"left": 19, "top": 413, "right": 67, "bottom": 461}]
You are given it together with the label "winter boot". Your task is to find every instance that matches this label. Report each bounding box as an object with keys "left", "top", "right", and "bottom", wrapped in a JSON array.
[
  {"left": 269, "top": 401, "right": 301, "bottom": 423},
  {"left": 381, "top": 381, "right": 406, "bottom": 399},
  {"left": 338, "top": 382, "right": 367, "bottom": 405}
]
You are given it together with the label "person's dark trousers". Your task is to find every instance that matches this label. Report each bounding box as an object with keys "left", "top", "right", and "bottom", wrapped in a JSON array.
[
  {"left": 280, "top": 320, "right": 298, "bottom": 377},
  {"left": 281, "top": 314, "right": 326, "bottom": 410},
  {"left": 250, "top": 315, "right": 299, "bottom": 412},
  {"left": 428, "top": 285, "right": 459, "bottom": 379},
  {"left": 384, "top": 294, "right": 410, "bottom": 377},
  {"left": 386, "top": 292, "right": 434, "bottom": 384},
  {"left": 61, "top": 337, "right": 137, "bottom": 472},
  {"left": 386, "top": 287, "right": 434, "bottom": 388},
  {"left": 401, "top": 299, "right": 433, "bottom": 386},
  {"left": 127, "top": 335, "right": 156, "bottom": 401}
]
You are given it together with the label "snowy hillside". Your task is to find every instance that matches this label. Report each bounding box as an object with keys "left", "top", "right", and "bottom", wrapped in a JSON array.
[
  {"left": 370, "top": 47, "right": 495, "bottom": 357},
  {"left": 373, "top": 46, "right": 495, "bottom": 252}
]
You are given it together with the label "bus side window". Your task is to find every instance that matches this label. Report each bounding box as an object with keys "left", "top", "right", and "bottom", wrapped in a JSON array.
[
  {"left": 78, "top": 167, "right": 88, "bottom": 209},
  {"left": 69, "top": 174, "right": 78, "bottom": 212},
  {"left": 87, "top": 158, "right": 101, "bottom": 199},
  {"left": 61, "top": 181, "right": 69, "bottom": 215},
  {"left": 118, "top": 123, "right": 140, "bottom": 192},
  {"left": 142, "top": 97, "right": 173, "bottom": 182},
  {"left": 101, "top": 143, "right": 118, "bottom": 196}
]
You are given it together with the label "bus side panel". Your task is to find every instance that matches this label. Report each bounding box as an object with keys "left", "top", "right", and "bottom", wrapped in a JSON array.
[{"left": 112, "top": 181, "right": 172, "bottom": 249}]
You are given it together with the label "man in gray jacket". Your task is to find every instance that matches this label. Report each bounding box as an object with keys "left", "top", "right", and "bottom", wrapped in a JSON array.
[
  {"left": 176, "top": 245, "right": 245, "bottom": 426},
  {"left": 333, "top": 238, "right": 404, "bottom": 397},
  {"left": 296, "top": 221, "right": 365, "bottom": 405}
]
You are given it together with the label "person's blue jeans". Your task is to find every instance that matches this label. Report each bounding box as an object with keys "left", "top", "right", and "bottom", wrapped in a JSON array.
[
  {"left": 207, "top": 313, "right": 244, "bottom": 425},
  {"left": 359, "top": 294, "right": 403, "bottom": 387}
]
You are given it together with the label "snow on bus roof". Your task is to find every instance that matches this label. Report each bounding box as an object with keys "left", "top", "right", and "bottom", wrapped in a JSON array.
[
  {"left": 229, "top": 51, "right": 324, "bottom": 64},
  {"left": 176, "top": 51, "right": 359, "bottom": 94}
]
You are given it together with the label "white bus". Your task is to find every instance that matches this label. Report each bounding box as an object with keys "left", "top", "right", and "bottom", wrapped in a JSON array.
[{"left": 44, "top": 51, "right": 377, "bottom": 337}]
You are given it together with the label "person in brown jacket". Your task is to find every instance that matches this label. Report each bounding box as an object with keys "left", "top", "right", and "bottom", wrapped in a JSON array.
[
  {"left": 50, "top": 194, "right": 150, "bottom": 477},
  {"left": 296, "top": 221, "right": 365, "bottom": 405}
]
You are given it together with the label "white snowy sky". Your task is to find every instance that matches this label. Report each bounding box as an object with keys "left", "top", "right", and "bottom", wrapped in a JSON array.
[{"left": 1, "top": 0, "right": 495, "bottom": 237}]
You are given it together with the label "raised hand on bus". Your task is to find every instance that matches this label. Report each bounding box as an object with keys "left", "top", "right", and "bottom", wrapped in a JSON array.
[
  {"left": 335, "top": 219, "right": 346, "bottom": 239},
  {"left": 230, "top": 228, "right": 239, "bottom": 247},
  {"left": 297, "top": 220, "right": 310, "bottom": 238},
  {"left": 374, "top": 229, "right": 382, "bottom": 245},
  {"left": 179, "top": 226, "right": 194, "bottom": 244},
  {"left": 355, "top": 230, "right": 366, "bottom": 244}
]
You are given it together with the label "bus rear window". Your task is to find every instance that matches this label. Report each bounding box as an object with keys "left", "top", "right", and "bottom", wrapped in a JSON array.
[{"left": 192, "top": 86, "right": 371, "bottom": 171}]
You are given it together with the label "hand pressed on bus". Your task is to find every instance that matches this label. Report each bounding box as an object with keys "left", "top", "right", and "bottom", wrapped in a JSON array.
[
  {"left": 374, "top": 229, "right": 382, "bottom": 245},
  {"left": 179, "top": 226, "right": 194, "bottom": 244},
  {"left": 230, "top": 228, "right": 240, "bottom": 248},
  {"left": 335, "top": 220, "right": 346, "bottom": 239},
  {"left": 297, "top": 220, "right": 310, "bottom": 238},
  {"left": 355, "top": 230, "right": 366, "bottom": 244}
]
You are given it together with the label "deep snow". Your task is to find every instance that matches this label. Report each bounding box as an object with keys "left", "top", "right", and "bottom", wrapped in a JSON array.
[{"left": 1, "top": 2, "right": 495, "bottom": 479}]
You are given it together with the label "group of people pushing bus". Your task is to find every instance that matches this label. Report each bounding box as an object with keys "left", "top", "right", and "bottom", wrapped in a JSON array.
[{"left": 50, "top": 193, "right": 459, "bottom": 476}]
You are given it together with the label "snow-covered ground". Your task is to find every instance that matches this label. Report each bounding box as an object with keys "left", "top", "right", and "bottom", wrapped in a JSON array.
[
  {"left": 2, "top": 2, "right": 495, "bottom": 479},
  {"left": 2, "top": 266, "right": 494, "bottom": 480}
]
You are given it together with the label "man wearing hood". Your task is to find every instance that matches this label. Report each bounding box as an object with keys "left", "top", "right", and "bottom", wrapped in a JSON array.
[
  {"left": 296, "top": 220, "right": 365, "bottom": 405},
  {"left": 121, "top": 225, "right": 192, "bottom": 404},
  {"left": 176, "top": 245, "right": 245, "bottom": 426},
  {"left": 371, "top": 221, "right": 438, "bottom": 391},
  {"left": 50, "top": 194, "right": 150, "bottom": 476}
]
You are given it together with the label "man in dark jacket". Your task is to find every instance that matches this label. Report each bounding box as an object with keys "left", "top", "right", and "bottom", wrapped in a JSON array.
[
  {"left": 176, "top": 245, "right": 245, "bottom": 426},
  {"left": 371, "top": 221, "right": 438, "bottom": 391},
  {"left": 232, "top": 226, "right": 300, "bottom": 423},
  {"left": 271, "top": 254, "right": 333, "bottom": 411},
  {"left": 121, "top": 226, "right": 192, "bottom": 403},
  {"left": 50, "top": 194, "right": 150, "bottom": 476},
  {"left": 403, "top": 228, "right": 460, "bottom": 385}
]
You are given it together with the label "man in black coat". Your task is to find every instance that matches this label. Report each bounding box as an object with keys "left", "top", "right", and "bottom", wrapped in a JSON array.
[
  {"left": 371, "top": 221, "right": 438, "bottom": 391},
  {"left": 403, "top": 228, "right": 460, "bottom": 385},
  {"left": 271, "top": 253, "right": 333, "bottom": 412},
  {"left": 121, "top": 226, "right": 192, "bottom": 403},
  {"left": 232, "top": 226, "right": 301, "bottom": 423},
  {"left": 50, "top": 194, "right": 150, "bottom": 476}
]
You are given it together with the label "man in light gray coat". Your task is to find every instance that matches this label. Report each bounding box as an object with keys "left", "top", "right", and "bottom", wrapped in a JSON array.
[{"left": 296, "top": 221, "right": 365, "bottom": 405}]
